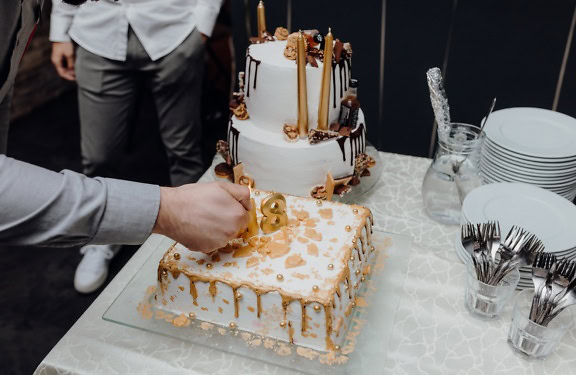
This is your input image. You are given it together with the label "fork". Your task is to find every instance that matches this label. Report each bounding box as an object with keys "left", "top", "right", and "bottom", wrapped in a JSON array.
[
  {"left": 488, "top": 226, "right": 529, "bottom": 284},
  {"left": 529, "top": 253, "right": 556, "bottom": 321},
  {"left": 541, "top": 271, "right": 576, "bottom": 326},
  {"left": 538, "top": 260, "right": 576, "bottom": 325}
]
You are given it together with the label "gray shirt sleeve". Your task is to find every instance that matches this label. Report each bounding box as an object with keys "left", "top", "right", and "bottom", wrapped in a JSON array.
[{"left": 0, "top": 155, "right": 161, "bottom": 247}]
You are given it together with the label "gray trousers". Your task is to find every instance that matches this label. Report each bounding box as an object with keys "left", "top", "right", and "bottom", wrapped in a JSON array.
[{"left": 75, "top": 28, "right": 205, "bottom": 186}]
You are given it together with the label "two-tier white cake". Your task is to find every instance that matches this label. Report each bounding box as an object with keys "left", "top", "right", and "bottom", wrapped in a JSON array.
[{"left": 215, "top": 28, "right": 375, "bottom": 199}]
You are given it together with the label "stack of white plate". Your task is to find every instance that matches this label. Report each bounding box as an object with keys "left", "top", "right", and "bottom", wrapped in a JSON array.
[
  {"left": 480, "top": 107, "right": 576, "bottom": 201},
  {"left": 455, "top": 183, "right": 576, "bottom": 289}
]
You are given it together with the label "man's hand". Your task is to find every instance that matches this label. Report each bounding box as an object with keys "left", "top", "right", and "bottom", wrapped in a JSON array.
[
  {"left": 51, "top": 42, "right": 76, "bottom": 81},
  {"left": 153, "top": 182, "right": 251, "bottom": 253}
]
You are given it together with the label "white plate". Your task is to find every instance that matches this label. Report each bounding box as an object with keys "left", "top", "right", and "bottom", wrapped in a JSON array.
[
  {"left": 482, "top": 149, "right": 576, "bottom": 176},
  {"left": 462, "top": 183, "right": 576, "bottom": 252},
  {"left": 480, "top": 160, "right": 576, "bottom": 187},
  {"left": 480, "top": 177, "right": 576, "bottom": 200},
  {"left": 483, "top": 108, "right": 576, "bottom": 159},
  {"left": 483, "top": 140, "right": 576, "bottom": 170}
]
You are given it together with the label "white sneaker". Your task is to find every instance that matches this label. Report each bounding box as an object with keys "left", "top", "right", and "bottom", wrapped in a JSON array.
[{"left": 74, "top": 244, "right": 120, "bottom": 294}]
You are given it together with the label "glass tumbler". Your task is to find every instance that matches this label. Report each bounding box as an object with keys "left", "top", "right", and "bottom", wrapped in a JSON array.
[
  {"left": 423, "top": 123, "right": 485, "bottom": 225},
  {"left": 464, "top": 263, "right": 520, "bottom": 320},
  {"left": 508, "top": 289, "right": 574, "bottom": 360}
]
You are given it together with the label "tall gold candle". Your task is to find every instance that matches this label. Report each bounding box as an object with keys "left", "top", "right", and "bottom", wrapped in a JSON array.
[
  {"left": 317, "top": 28, "right": 334, "bottom": 130},
  {"left": 297, "top": 31, "right": 308, "bottom": 137},
  {"left": 257, "top": 1, "right": 267, "bottom": 37},
  {"left": 246, "top": 198, "right": 259, "bottom": 238}
]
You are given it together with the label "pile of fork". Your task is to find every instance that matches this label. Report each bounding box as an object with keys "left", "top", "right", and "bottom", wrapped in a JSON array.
[
  {"left": 461, "top": 222, "right": 545, "bottom": 286},
  {"left": 530, "top": 253, "right": 576, "bottom": 326}
]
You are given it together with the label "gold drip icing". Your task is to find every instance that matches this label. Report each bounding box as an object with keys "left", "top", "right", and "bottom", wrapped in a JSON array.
[
  {"left": 209, "top": 281, "right": 218, "bottom": 301},
  {"left": 324, "top": 303, "right": 334, "bottom": 350},
  {"left": 256, "top": 292, "right": 262, "bottom": 318},
  {"left": 233, "top": 287, "right": 240, "bottom": 318},
  {"left": 300, "top": 300, "right": 308, "bottom": 333},
  {"left": 189, "top": 280, "right": 198, "bottom": 306},
  {"left": 288, "top": 321, "right": 295, "bottom": 343}
]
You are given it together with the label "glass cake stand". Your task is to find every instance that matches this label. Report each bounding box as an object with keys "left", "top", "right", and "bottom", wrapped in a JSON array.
[
  {"left": 103, "top": 230, "right": 412, "bottom": 374},
  {"left": 209, "top": 144, "right": 383, "bottom": 204}
]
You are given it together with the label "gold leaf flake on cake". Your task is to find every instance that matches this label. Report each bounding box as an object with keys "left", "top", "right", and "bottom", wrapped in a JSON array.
[
  {"left": 318, "top": 208, "right": 333, "bottom": 220},
  {"left": 261, "top": 268, "right": 274, "bottom": 275},
  {"left": 304, "top": 228, "right": 322, "bottom": 241},
  {"left": 263, "top": 338, "right": 275, "bottom": 349},
  {"left": 247, "top": 306, "right": 255, "bottom": 313},
  {"left": 232, "top": 102, "right": 249, "bottom": 120},
  {"left": 297, "top": 236, "right": 309, "bottom": 244},
  {"left": 292, "top": 209, "right": 310, "bottom": 221},
  {"left": 246, "top": 256, "right": 259, "bottom": 268},
  {"left": 200, "top": 322, "right": 214, "bottom": 331},
  {"left": 292, "top": 272, "right": 310, "bottom": 280},
  {"left": 267, "top": 241, "right": 291, "bottom": 259},
  {"left": 232, "top": 244, "right": 254, "bottom": 258},
  {"left": 285, "top": 254, "right": 306, "bottom": 269},
  {"left": 307, "top": 243, "right": 319, "bottom": 257},
  {"left": 297, "top": 347, "right": 320, "bottom": 360},
  {"left": 304, "top": 218, "right": 317, "bottom": 228},
  {"left": 172, "top": 313, "right": 190, "bottom": 327}
]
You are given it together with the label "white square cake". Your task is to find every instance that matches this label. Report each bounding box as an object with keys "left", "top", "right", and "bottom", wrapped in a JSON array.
[{"left": 156, "top": 189, "right": 374, "bottom": 352}]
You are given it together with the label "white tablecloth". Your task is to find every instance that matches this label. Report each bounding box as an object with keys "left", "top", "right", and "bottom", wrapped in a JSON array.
[{"left": 35, "top": 152, "right": 576, "bottom": 375}]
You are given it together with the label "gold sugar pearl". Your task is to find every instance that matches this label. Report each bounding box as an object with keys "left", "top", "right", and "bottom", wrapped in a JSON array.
[
  {"left": 361, "top": 276, "right": 366, "bottom": 282},
  {"left": 353, "top": 208, "right": 359, "bottom": 214},
  {"left": 316, "top": 200, "right": 323, "bottom": 206},
  {"left": 254, "top": 190, "right": 260, "bottom": 196},
  {"left": 345, "top": 285, "right": 349, "bottom": 291},
  {"left": 280, "top": 321, "right": 287, "bottom": 328},
  {"left": 161, "top": 269, "right": 168, "bottom": 277},
  {"left": 206, "top": 263, "right": 213, "bottom": 269},
  {"left": 229, "top": 322, "right": 237, "bottom": 329},
  {"left": 370, "top": 245, "right": 375, "bottom": 252},
  {"left": 349, "top": 255, "right": 355, "bottom": 261},
  {"left": 345, "top": 225, "right": 352, "bottom": 232},
  {"left": 189, "top": 312, "right": 196, "bottom": 319},
  {"left": 334, "top": 345, "right": 341, "bottom": 351},
  {"left": 235, "top": 292, "right": 243, "bottom": 300},
  {"left": 355, "top": 269, "right": 361, "bottom": 275},
  {"left": 312, "top": 285, "right": 319, "bottom": 292},
  {"left": 352, "top": 302, "right": 357, "bottom": 308},
  {"left": 327, "top": 264, "right": 334, "bottom": 270},
  {"left": 277, "top": 274, "right": 284, "bottom": 281},
  {"left": 173, "top": 253, "right": 181, "bottom": 260},
  {"left": 354, "top": 282, "right": 359, "bottom": 288},
  {"left": 313, "top": 305, "right": 321, "bottom": 312}
]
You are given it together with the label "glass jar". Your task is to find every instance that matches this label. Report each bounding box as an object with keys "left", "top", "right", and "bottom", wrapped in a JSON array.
[{"left": 422, "top": 123, "right": 485, "bottom": 225}]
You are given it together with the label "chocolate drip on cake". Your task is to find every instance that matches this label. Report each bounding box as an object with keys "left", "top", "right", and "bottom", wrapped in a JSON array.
[
  {"left": 245, "top": 53, "right": 262, "bottom": 98},
  {"left": 227, "top": 120, "right": 240, "bottom": 165},
  {"left": 335, "top": 123, "right": 365, "bottom": 164}
]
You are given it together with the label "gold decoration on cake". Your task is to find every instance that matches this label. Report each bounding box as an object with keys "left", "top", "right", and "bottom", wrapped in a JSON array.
[
  {"left": 233, "top": 163, "right": 254, "bottom": 188},
  {"left": 236, "top": 292, "right": 243, "bottom": 300},
  {"left": 254, "top": 190, "right": 260, "bottom": 196},
  {"left": 276, "top": 273, "right": 284, "bottom": 281},
  {"left": 206, "top": 263, "right": 213, "bottom": 269},
  {"left": 246, "top": 198, "right": 259, "bottom": 238},
  {"left": 189, "top": 312, "right": 196, "bottom": 319},
  {"left": 313, "top": 304, "right": 321, "bottom": 312},
  {"left": 229, "top": 322, "right": 237, "bottom": 329},
  {"left": 232, "top": 102, "right": 249, "bottom": 120},
  {"left": 349, "top": 255, "right": 355, "bottom": 261},
  {"left": 325, "top": 172, "right": 336, "bottom": 201},
  {"left": 355, "top": 269, "right": 361, "bottom": 275},
  {"left": 352, "top": 302, "right": 357, "bottom": 308},
  {"left": 283, "top": 124, "right": 299, "bottom": 142},
  {"left": 280, "top": 321, "right": 287, "bottom": 328},
  {"left": 360, "top": 276, "right": 366, "bottom": 282},
  {"left": 312, "top": 285, "right": 319, "bottom": 292},
  {"left": 370, "top": 245, "right": 375, "bottom": 252},
  {"left": 257, "top": 1, "right": 267, "bottom": 37},
  {"left": 353, "top": 208, "right": 359, "bottom": 214},
  {"left": 297, "top": 31, "right": 309, "bottom": 138},
  {"left": 260, "top": 193, "right": 288, "bottom": 234},
  {"left": 317, "top": 28, "right": 334, "bottom": 130},
  {"left": 334, "top": 345, "right": 341, "bottom": 351},
  {"left": 161, "top": 269, "right": 168, "bottom": 277},
  {"left": 310, "top": 186, "right": 327, "bottom": 200},
  {"left": 274, "top": 27, "right": 289, "bottom": 40},
  {"left": 308, "top": 128, "right": 339, "bottom": 145},
  {"left": 355, "top": 153, "right": 375, "bottom": 177},
  {"left": 173, "top": 253, "right": 180, "bottom": 260},
  {"left": 285, "top": 254, "right": 306, "bottom": 269},
  {"left": 345, "top": 225, "right": 352, "bottom": 232},
  {"left": 284, "top": 32, "right": 308, "bottom": 60},
  {"left": 238, "top": 175, "right": 254, "bottom": 188},
  {"left": 327, "top": 263, "right": 334, "bottom": 270}
]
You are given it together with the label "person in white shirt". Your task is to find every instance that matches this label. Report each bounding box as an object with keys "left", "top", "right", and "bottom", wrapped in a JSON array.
[{"left": 49, "top": 0, "right": 223, "bottom": 294}]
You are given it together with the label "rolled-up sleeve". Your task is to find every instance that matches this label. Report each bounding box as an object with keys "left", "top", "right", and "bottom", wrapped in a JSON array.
[
  {"left": 0, "top": 155, "right": 160, "bottom": 247},
  {"left": 194, "top": 0, "right": 224, "bottom": 37},
  {"left": 49, "top": 1, "right": 78, "bottom": 42}
]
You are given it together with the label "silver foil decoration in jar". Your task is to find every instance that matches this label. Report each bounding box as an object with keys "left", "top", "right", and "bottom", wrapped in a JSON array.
[{"left": 426, "top": 67, "right": 451, "bottom": 135}]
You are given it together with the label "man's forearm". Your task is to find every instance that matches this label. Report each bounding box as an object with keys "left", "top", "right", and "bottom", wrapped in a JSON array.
[{"left": 0, "top": 155, "right": 160, "bottom": 247}]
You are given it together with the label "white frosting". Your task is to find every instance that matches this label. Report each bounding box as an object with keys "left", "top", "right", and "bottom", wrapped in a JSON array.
[
  {"left": 156, "top": 192, "right": 374, "bottom": 351},
  {"left": 228, "top": 110, "right": 366, "bottom": 197},
  {"left": 244, "top": 40, "right": 352, "bottom": 131}
]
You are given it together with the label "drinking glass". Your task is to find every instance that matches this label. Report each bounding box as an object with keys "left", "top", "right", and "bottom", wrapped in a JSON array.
[
  {"left": 423, "top": 123, "right": 485, "bottom": 225},
  {"left": 464, "top": 263, "right": 520, "bottom": 320},
  {"left": 508, "top": 289, "right": 574, "bottom": 360}
]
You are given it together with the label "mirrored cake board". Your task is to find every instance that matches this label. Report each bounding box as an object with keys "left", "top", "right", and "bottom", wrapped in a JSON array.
[{"left": 103, "top": 230, "right": 413, "bottom": 374}]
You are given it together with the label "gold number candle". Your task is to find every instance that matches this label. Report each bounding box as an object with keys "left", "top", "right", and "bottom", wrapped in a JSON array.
[
  {"left": 297, "top": 31, "right": 309, "bottom": 137},
  {"left": 257, "top": 1, "right": 267, "bottom": 37},
  {"left": 317, "top": 28, "right": 334, "bottom": 130},
  {"left": 260, "top": 193, "right": 288, "bottom": 234}
]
